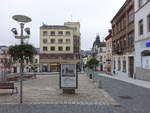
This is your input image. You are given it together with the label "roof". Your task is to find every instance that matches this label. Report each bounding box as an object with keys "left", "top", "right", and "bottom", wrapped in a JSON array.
[
  {"left": 0, "top": 45, "right": 8, "bottom": 49},
  {"left": 99, "top": 42, "right": 106, "bottom": 47},
  {"left": 40, "top": 25, "right": 72, "bottom": 29},
  {"left": 105, "top": 34, "right": 112, "bottom": 41},
  {"left": 111, "top": 0, "right": 130, "bottom": 23}
]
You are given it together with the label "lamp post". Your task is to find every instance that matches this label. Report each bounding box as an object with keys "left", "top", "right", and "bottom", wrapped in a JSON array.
[{"left": 11, "top": 15, "right": 32, "bottom": 103}]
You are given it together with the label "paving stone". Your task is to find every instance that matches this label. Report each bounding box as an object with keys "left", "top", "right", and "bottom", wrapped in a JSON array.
[{"left": 0, "top": 74, "right": 118, "bottom": 105}]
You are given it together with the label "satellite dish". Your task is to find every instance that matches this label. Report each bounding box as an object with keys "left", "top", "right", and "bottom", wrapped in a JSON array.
[{"left": 12, "top": 15, "right": 32, "bottom": 23}]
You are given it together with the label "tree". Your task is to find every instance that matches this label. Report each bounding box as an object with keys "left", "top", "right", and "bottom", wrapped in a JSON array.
[
  {"left": 85, "top": 57, "right": 99, "bottom": 70},
  {"left": 9, "top": 44, "right": 36, "bottom": 63},
  {"left": 8, "top": 44, "right": 36, "bottom": 72}
]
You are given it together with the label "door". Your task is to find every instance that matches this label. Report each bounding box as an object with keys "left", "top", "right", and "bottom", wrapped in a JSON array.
[{"left": 129, "top": 56, "right": 134, "bottom": 78}]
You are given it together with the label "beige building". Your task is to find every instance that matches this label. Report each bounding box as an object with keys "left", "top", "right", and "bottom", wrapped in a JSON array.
[
  {"left": 40, "top": 22, "right": 81, "bottom": 72},
  {"left": 105, "top": 30, "right": 112, "bottom": 75}
]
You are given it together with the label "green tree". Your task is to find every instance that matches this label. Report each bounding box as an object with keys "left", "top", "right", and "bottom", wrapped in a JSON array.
[
  {"left": 8, "top": 44, "right": 36, "bottom": 63},
  {"left": 86, "top": 57, "right": 99, "bottom": 70}
]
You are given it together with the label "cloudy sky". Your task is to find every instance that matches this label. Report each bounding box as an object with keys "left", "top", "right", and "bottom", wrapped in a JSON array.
[{"left": 0, "top": 0, "right": 125, "bottom": 50}]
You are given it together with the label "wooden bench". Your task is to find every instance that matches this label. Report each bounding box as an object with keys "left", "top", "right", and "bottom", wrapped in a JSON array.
[
  {"left": 0, "top": 82, "right": 18, "bottom": 95},
  {"left": 6, "top": 75, "right": 20, "bottom": 82},
  {"left": 24, "top": 74, "right": 36, "bottom": 79}
]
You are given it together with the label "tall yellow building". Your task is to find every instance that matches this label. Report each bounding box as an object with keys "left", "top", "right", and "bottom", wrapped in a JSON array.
[{"left": 39, "top": 22, "right": 81, "bottom": 72}]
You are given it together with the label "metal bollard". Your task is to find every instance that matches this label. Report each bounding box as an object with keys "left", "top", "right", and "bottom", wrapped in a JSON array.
[{"left": 98, "top": 80, "right": 102, "bottom": 88}]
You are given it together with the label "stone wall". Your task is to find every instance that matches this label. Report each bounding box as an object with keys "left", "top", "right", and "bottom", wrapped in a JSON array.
[{"left": 136, "top": 67, "right": 150, "bottom": 81}]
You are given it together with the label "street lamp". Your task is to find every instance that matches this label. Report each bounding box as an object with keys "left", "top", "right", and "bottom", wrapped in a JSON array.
[{"left": 11, "top": 15, "right": 32, "bottom": 104}]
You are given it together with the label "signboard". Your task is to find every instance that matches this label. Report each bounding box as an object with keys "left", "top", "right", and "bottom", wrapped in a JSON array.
[
  {"left": 60, "top": 64, "right": 78, "bottom": 89},
  {"left": 146, "top": 41, "right": 150, "bottom": 47}
]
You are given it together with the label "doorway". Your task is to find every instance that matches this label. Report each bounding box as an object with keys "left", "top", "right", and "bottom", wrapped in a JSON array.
[{"left": 128, "top": 56, "right": 134, "bottom": 78}]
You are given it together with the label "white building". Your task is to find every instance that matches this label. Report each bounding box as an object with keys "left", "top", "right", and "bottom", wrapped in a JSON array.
[
  {"left": 96, "top": 45, "right": 106, "bottom": 71},
  {"left": 134, "top": 0, "right": 150, "bottom": 81}
]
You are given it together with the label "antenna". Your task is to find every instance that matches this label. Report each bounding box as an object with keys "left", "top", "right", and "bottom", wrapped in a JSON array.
[{"left": 70, "top": 14, "right": 73, "bottom": 21}]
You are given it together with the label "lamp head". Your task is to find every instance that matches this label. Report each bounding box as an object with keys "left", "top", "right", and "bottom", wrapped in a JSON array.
[
  {"left": 24, "top": 27, "right": 30, "bottom": 35},
  {"left": 11, "top": 28, "right": 18, "bottom": 35}
]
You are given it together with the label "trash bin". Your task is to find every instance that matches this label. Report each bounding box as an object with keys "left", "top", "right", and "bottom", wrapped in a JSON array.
[{"left": 89, "top": 74, "right": 92, "bottom": 79}]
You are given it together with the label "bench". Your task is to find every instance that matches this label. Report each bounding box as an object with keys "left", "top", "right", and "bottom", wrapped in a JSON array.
[
  {"left": 24, "top": 74, "right": 36, "bottom": 79},
  {"left": 6, "top": 75, "right": 20, "bottom": 82},
  {"left": 0, "top": 82, "right": 18, "bottom": 95}
]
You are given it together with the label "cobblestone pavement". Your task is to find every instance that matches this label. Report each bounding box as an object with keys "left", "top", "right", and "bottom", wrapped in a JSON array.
[
  {"left": 1, "top": 72, "right": 150, "bottom": 112},
  {"left": 94, "top": 72, "right": 150, "bottom": 113},
  {"left": 0, "top": 104, "right": 129, "bottom": 113},
  {"left": 0, "top": 74, "right": 118, "bottom": 105}
]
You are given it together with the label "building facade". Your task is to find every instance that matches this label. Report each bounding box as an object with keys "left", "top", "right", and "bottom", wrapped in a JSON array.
[
  {"left": 0, "top": 46, "right": 13, "bottom": 79},
  {"left": 96, "top": 44, "right": 106, "bottom": 71},
  {"left": 39, "top": 22, "right": 81, "bottom": 72},
  {"left": 105, "top": 30, "right": 113, "bottom": 75},
  {"left": 111, "top": 0, "right": 135, "bottom": 78},
  {"left": 92, "top": 35, "right": 106, "bottom": 71},
  {"left": 134, "top": 0, "right": 150, "bottom": 81}
]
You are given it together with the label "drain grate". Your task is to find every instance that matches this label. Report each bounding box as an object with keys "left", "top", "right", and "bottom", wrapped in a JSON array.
[{"left": 118, "top": 96, "right": 132, "bottom": 100}]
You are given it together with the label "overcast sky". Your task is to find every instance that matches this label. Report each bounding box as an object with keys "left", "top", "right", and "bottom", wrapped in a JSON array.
[{"left": 0, "top": 0, "right": 125, "bottom": 50}]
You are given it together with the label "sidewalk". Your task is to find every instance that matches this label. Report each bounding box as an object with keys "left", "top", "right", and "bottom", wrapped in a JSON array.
[
  {"left": 96, "top": 72, "right": 150, "bottom": 89},
  {"left": 0, "top": 73, "right": 118, "bottom": 105}
]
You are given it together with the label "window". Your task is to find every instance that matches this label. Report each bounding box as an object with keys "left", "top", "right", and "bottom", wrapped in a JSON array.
[
  {"left": 148, "top": 14, "right": 150, "bottom": 32},
  {"left": 51, "top": 39, "right": 55, "bottom": 43},
  {"left": 58, "top": 39, "right": 63, "bottom": 43},
  {"left": 43, "top": 39, "right": 47, "bottom": 44},
  {"left": 26, "top": 59, "right": 29, "bottom": 64},
  {"left": 100, "top": 56, "right": 103, "bottom": 62},
  {"left": 35, "top": 59, "right": 38, "bottom": 63},
  {"left": 51, "top": 31, "right": 55, "bottom": 36},
  {"left": 66, "top": 46, "right": 70, "bottom": 51},
  {"left": 139, "top": 19, "right": 143, "bottom": 35},
  {"left": 139, "top": 0, "right": 143, "bottom": 8},
  {"left": 122, "top": 60, "right": 126, "bottom": 72},
  {"left": 128, "top": 31, "right": 134, "bottom": 47},
  {"left": 58, "top": 46, "right": 63, "bottom": 51},
  {"left": 58, "top": 31, "right": 63, "bottom": 35},
  {"left": 128, "top": 9, "right": 134, "bottom": 23},
  {"left": 123, "top": 38, "right": 126, "bottom": 49},
  {"left": 66, "top": 31, "right": 71, "bottom": 36},
  {"left": 50, "top": 46, "right": 55, "bottom": 51},
  {"left": 66, "top": 39, "right": 70, "bottom": 43},
  {"left": 43, "top": 31, "right": 48, "bottom": 36},
  {"left": 43, "top": 46, "right": 47, "bottom": 51},
  {"left": 114, "top": 61, "right": 116, "bottom": 70},
  {"left": 118, "top": 59, "right": 121, "bottom": 71}
]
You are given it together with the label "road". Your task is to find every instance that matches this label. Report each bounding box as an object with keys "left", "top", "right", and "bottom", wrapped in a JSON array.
[{"left": 94, "top": 72, "right": 150, "bottom": 113}]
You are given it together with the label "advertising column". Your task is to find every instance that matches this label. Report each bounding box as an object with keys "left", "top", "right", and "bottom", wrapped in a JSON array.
[{"left": 60, "top": 63, "right": 78, "bottom": 94}]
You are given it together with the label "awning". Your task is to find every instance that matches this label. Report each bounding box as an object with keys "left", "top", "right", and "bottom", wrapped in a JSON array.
[{"left": 50, "top": 64, "right": 59, "bottom": 66}]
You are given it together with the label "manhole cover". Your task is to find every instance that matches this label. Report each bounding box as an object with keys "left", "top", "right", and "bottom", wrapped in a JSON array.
[
  {"left": 118, "top": 96, "right": 132, "bottom": 100},
  {"left": 113, "top": 104, "right": 122, "bottom": 107}
]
